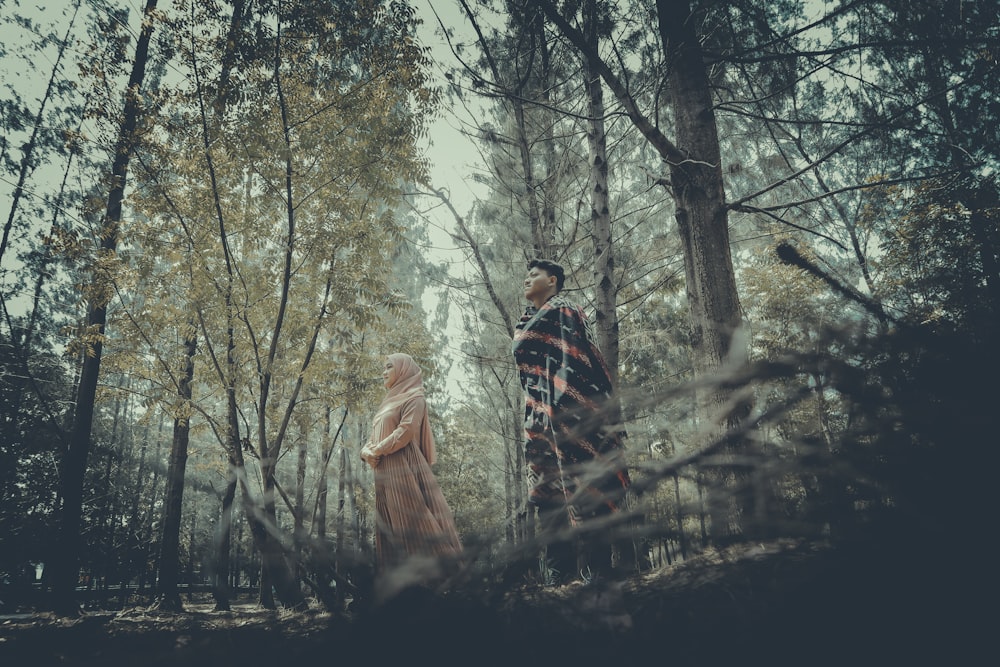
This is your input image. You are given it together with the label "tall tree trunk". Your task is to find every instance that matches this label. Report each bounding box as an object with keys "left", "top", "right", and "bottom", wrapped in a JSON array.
[
  {"left": 186, "top": 512, "right": 197, "bottom": 591},
  {"left": 141, "top": 421, "right": 163, "bottom": 590},
  {"left": 94, "top": 429, "right": 117, "bottom": 589},
  {"left": 293, "top": 428, "right": 307, "bottom": 575},
  {"left": 656, "top": 0, "right": 743, "bottom": 396},
  {"left": 513, "top": 400, "right": 529, "bottom": 543},
  {"left": 538, "top": 0, "right": 749, "bottom": 544},
  {"left": 49, "top": 0, "right": 159, "bottom": 615},
  {"left": 238, "top": 5, "right": 309, "bottom": 610},
  {"left": 586, "top": 86, "right": 619, "bottom": 386},
  {"left": 582, "top": 0, "right": 638, "bottom": 570},
  {"left": 336, "top": 443, "right": 347, "bottom": 573},
  {"left": 153, "top": 328, "right": 196, "bottom": 611},
  {"left": 503, "top": 427, "right": 516, "bottom": 545},
  {"left": 658, "top": 0, "right": 747, "bottom": 542},
  {"left": 316, "top": 406, "right": 331, "bottom": 541},
  {"left": 211, "top": 462, "right": 237, "bottom": 611}
]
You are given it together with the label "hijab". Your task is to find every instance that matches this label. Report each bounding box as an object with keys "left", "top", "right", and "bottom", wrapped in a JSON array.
[{"left": 374, "top": 353, "right": 436, "bottom": 464}]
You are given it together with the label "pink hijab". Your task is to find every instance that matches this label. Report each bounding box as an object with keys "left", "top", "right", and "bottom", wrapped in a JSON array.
[{"left": 374, "top": 353, "right": 437, "bottom": 464}]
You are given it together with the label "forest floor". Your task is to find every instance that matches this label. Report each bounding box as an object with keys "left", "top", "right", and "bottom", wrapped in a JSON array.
[{"left": 0, "top": 536, "right": 984, "bottom": 667}]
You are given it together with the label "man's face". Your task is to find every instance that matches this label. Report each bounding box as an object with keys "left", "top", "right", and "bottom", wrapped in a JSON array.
[{"left": 523, "top": 266, "right": 556, "bottom": 303}]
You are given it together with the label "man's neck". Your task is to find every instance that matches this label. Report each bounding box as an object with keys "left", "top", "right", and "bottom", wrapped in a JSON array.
[{"left": 531, "top": 291, "right": 558, "bottom": 309}]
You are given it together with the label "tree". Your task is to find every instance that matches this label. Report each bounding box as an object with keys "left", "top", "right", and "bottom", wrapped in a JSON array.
[
  {"left": 152, "top": 325, "right": 196, "bottom": 611},
  {"left": 859, "top": 0, "right": 1000, "bottom": 327},
  {"left": 536, "top": 0, "right": 747, "bottom": 542},
  {"left": 112, "top": 0, "right": 439, "bottom": 609},
  {"left": 48, "top": 0, "right": 161, "bottom": 615}
]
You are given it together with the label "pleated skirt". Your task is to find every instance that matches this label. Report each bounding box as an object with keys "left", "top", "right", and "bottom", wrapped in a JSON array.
[{"left": 373, "top": 443, "right": 462, "bottom": 572}]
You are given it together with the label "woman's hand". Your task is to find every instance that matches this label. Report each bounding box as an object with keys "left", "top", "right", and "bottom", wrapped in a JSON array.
[{"left": 360, "top": 445, "right": 381, "bottom": 468}]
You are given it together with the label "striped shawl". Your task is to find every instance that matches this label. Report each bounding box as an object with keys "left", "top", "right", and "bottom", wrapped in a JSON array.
[{"left": 512, "top": 294, "right": 631, "bottom": 521}]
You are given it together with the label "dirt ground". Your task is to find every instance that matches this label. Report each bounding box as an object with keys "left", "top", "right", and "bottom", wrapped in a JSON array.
[{"left": 0, "top": 538, "right": 983, "bottom": 667}]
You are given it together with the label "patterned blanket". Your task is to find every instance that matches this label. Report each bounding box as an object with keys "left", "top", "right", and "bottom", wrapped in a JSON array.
[{"left": 512, "top": 294, "right": 631, "bottom": 522}]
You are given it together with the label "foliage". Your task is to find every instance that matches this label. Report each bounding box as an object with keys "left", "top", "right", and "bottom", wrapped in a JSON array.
[
  {"left": 867, "top": 177, "right": 1000, "bottom": 333},
  {"left": 0, "top": 0, "right": 997, "bottom": 615},
  {"left": 0, "top": 334, "right": 68, "bottom": 585}
]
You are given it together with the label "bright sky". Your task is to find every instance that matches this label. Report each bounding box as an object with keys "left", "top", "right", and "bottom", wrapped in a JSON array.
[
  {"left": 410, "top": 2, "right": 496, "bottom": 397},
  {"left": 414, "top": 0, "right": 489, "bottom": 213}
]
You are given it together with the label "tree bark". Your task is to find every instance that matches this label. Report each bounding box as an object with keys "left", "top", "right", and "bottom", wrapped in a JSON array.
[
  {"left": 153, "top": 328, "right": 196, "bottom": 611},
  {"left": 48, "top": 0, "right": 159, "bottom": 615},
  {"left": 538, "top": 0, "right": 748, "bottom": 542},
  {"left": 336, "top": 444, "right": 348, "bottom": 573},
  {"left": 211, "top": 462, "right": 237, "bottom": 611},
  {"left": 293, "top": 427, "right": 307, "bottom": 574},
  {"left": 584, "top": 38, "right": 617, "bottom": 383},
  {"left": 657, "top": 0, "right": 747, "bottom": 542},
  {"left": 582, "top": 0, "right": 638, "bottom": 570}
]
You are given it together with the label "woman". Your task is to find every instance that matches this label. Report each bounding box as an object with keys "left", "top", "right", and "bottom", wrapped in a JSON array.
[{"left": 361, "top": 353, "right": 462, "bottom": 576}]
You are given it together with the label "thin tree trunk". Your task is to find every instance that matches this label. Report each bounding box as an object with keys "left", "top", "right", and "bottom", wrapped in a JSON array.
[
  {"left": 585, "top": 66, "right": 619, "bottom": 385},
  {"left": 336, "top": 443, "right": 347, "bottom": 573},
  {"left": 513, "top": 402, "right": 529, "bottom": 543},
  {"left": 149, "top": 0, "right": 248, "bottom": 614},
  {"left": 128, "top": 413, "right": 153, "bottom": 592},
  {"left": 142, "top": 421, "right": 163, "bottom": 589},
  {"left": 503, "top": 428, "right": 515, "bottom": 545},
  {"left": 153, "top": 328, "right": 196, "bottom": 611},
  {"left": 48, "top": 0, "right": 159, "bottom": 615},
  {"left": 673, "top": 471, "right": 687, "bottom": 560},
  {"left": 186, "top": 512, "right": 197, "bottom": 595},
  {"left": 94, "top": 433, "right": 116, "bottom": 589},
  {"left": 185, "top": 0, "right": 304, "bottom": 607},
  {"left": 582, "top": 0, "right": 636, "bottom": 571},
  {"left": 237, "top": 5, "right": 316, "bottom": 610},
  {"left": 316, "top": 406, "right": 331, "bottom": 541},
  {"left": 211, "top": 464, "right": 237, "bottom": 611},
  {"left": 294, "top": 429, "right": 307, "bottom": 574}
]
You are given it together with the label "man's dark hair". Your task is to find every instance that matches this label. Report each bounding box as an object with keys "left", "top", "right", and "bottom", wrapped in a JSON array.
[{"left": 528, "top": 258, "right": 565, "bottom": 292}]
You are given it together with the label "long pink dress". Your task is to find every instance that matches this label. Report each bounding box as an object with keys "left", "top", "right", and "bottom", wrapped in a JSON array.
[{"left": 363, "top": 355, "right": 461, "bottom": 573}]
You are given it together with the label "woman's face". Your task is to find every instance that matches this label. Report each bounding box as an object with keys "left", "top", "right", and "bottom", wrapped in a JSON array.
[{"left": 382, "top": 358, "right": 397, "bottom": 388}]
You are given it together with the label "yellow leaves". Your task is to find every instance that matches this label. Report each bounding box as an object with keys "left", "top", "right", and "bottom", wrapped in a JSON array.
[
  {"left": 84, "top": 0, "right": 441, "bottom": 462},
  {"left": 740, "top": 237, "right": 838, "bottom": 360},
  {"left": 168, "top": 398, "right": 195, "bottom": 423},
  {"left": 43, "top": 225, "right": 88, "bottom": 261},
  {"left": 64, "top": 323, "right": 106, "bottom": 359}
]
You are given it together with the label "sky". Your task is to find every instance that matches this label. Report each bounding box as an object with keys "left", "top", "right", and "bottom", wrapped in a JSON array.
[
  {"left": 410, "top": 1, "right": 499, "bottom": 396},
  {"left": 414, "top": 0, "right": 490, "bottom": 215}
]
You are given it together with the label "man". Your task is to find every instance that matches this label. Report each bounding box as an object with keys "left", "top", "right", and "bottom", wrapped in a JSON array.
[{"left": 511, "top": 258, "right": 631, "bottom": 582}]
